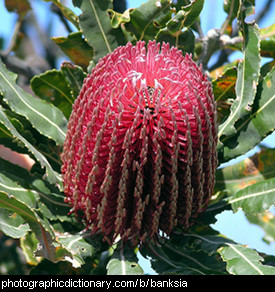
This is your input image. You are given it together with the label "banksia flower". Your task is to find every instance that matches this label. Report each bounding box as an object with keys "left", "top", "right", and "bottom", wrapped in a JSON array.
[{"left": 61, "top": 41, "right": 217, "bottom": 245}]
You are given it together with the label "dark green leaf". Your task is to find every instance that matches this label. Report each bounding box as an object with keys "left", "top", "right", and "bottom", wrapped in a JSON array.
[
  {"left": 52, "top": 32, "right": 94, "bottom": 70},
  {"left": 31, "top": 69, "right": 74, "bottom": 120},
  {"left": 73, "top": 0, "right": 126, "bottom": 62},
  {"left": 156, "top": 28, "right": 195, "bottom": 54},
  {"left": 124, "top": 0, "right": 172, "bottom": 41},
  {"left": 141, "top": 233, "right": 227, "bottom": 275},
  {"left": 60, "top": 62, "right": 86, "bottom": 99},
  {"left": 166, "top": 0, "right": 205, "bottom": 36}
]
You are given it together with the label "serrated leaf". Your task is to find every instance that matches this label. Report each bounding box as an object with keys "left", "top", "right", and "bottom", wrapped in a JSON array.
[
  {"left": 0, "top": 60, "right": 67, "bottom": 146},
  {"left": 0, "top": 190, "right": 57, "bottom": 261},
  {"left": 60, "top": 62, "right": 86, "bottom": 99},
  {"left": 221, "top": 65, "right": 275, "bottom": 162},
  {"left": 0, "top": 106, "right": 61, "bottom": 185},
  {"left": 31, "top": 177, "right": 70, "bottom": 222},
  {"left": 52, "top": 32, "right": 94, "bottom": 70},
  {"left": 0, "top": 172, "right": 39, "bottom": 208},
  {"left": 166, "top": 0, "right": 203, "bottom": 31},
  {"left": 20, "top": 232, "right": 41, "bottom": 265},
  {"left": 73, "top": 0, "right": 126, "bottom": 62},
  {"left": 124, "top": 0, "right": 172, "bottom": 42},
  {"left": 260, "top": 23, "right": 275, "bottom": 58},
  {"left": 156, "top": 27, "right": 195, "bottom": 54},
  {"left": 218, "top": 243, "right": 275, "bottom": 275},
  {"left": 140, "top": 227, "right": 229, "bottom": 275},
  {"left": 107, "top": 244, "right": 143, "bottom": 275},
  {"left": 218, "top": 23, "right": 261, "bottom": 145},
  {"left": 31, "top": 69, "right": 74, "bottom": 120},
  {"left": 108, "top": 8, "right": 131, "bottom": 29},
  {"left": 222, "top": 0, "right": 255, "bottom": 35},
  {"left": 246, "top": 211, "right": 275, "bottom": 244},
  {"left": 58, "top": 231, "right": 99, "bottom": 267},
  {"left": 212, "top": 67, "right": 237, "bottom": 124},
  {"left": 0, "top": 208, "right": 29, "bottom": 238},
  {"left": 215, "top": 147, "right": 275, "bottom": 196},
  {"left": 229, "top": 177, "right": 275, "bottom": 214}
]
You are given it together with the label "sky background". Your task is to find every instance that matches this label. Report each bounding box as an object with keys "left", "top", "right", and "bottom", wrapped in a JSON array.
[{"left": 0, "top": 0, "right": 274, "bottom": 274}]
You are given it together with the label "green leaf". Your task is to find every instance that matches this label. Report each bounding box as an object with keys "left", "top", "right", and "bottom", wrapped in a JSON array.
[
  {"left": 20, "top": 232, "right": 41, "bottom": 265},
  {"left": 215, "top": 147, "right": 275, "bottom": 196},
  {"left": 31, "top": 63, "right": 86, "bottom": 120},
  {"left": 0, "top": 60, "right": 67, "bottom": 146},
  {"left": 124, "top": 0, "right": 172, "bottom": 41},
  {"left": 0, "top": 106, "right": 61, "bottom": 185},
  {"left": 170, "top": 0, "right": 204, "bottom": 29},
  {"left": 31, "top": 69, "right": 74, "bottom": 120},
  {"left": 218, "top": 243, "right": 275, "bottom": 275},
  {"left": 60, "top": 62, "right": 86, "bottom": 99},
  {"left": 141, "top": 234, "right": 227, "bottom": 275},
  {"left": 107, "top": 244, "right": 143, "bottom": 275},
  {"left": 246, "top": 211, "right": 275, "bottom": 244},
  {"left": 108, "top": 8, "right": 131, "bottom": 29},
  {"left": 0, "top": 190, "right": 57, "bottom": 262},
  {"left": 260, "top": 23, "right": 275, "bottom": 58},
  {"left": 229, "top": 177, "right": 275, "bottom": 214},
  {"left": 212, "top": 67, "right": 237, "bottom": 124},
  {"left": 156, "top": 27, "right": 195, "bottom": 54},
  {"left": 218, "top": 23, "right": 261, "bottom": 143},
  {"left": 73, "top": 0, "right": 126, "bottom": 62},
  {"left": 0, "top": 208, "right": 29, "bottom": 238},
  {"left": 31, "top": 177, "right": 70, "bottom": 222},
  {"left": 221, "top": 64, "right": 275, "bottom": 162},
  {"left": 58, "top": 231, "right": 100, "bottom": 267},
  {"left": 52, "top": 32, "right": 94, "bottom": 70}
]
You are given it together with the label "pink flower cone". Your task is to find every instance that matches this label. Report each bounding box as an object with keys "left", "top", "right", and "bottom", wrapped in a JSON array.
[{"left": 61, "top": 41, "right": 218, "bottom": 245}]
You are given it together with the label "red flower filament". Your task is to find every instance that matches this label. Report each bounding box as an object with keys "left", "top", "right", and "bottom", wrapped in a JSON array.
[{"left": 61, "top": 41, "right": 218, "bottom": 245}]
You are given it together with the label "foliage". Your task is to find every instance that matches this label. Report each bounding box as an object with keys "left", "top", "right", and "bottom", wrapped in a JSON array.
[{"left": 0, "top": 0, "right": 275, "bottom": 275}]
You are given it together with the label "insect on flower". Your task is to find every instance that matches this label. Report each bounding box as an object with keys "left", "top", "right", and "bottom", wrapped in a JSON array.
[{"left": 61, "top": 40, "right": 218, "bottom": 246}]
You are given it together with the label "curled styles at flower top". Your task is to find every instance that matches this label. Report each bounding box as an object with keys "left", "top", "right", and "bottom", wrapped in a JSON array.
[{"left": 61, "top": 40, "right": 218, "bottom": 246}]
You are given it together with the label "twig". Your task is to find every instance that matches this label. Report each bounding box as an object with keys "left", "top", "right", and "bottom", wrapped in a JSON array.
[
  {"left": 3, "top": 17, "right": 22, "bottom": 57},
  {"left": 0, "top": 53, "right": 42, "bottom": 80},
  {"left": 50, "top": 3, "right": 73, "bottom": 34},
  {"left": 198, "top": 28, "right": 221, "bottom": 70}
]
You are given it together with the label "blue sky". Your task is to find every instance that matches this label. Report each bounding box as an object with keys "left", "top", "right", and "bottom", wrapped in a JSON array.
[{"left": 1, "top": 0, "right": 274, "bottom": 273}]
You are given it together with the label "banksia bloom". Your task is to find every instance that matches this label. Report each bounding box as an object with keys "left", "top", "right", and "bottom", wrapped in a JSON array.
[{"left": 61, "top": 41, "right": 217, "bottom": 245}]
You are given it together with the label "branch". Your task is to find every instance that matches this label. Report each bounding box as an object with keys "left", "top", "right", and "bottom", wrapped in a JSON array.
[
  {"left": 198, "top": 29, "right": 221, "bottom": 70},
  {"left": 0, "top": 54, "right": 43, "bottom": 80}
]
